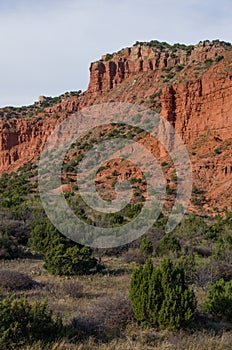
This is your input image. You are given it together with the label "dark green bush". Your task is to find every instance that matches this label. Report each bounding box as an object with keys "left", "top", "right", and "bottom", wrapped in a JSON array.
[
  {"left": 204, "top": 58, "right": 214, "bottom": 65},
  {"left": 176, "top": 64, "right": 184, "bottom": 71},
  {"left": 161, "top": 161, "right": 168, "bottom": 167},
  {"left": 174, "top": 214, "right": 210, "bottom": 242},
  {"left": 0, "top": 295, "right": 63, "bottom": 349},
  {"left": 215, "top": 55, "right": 224, "bottom": 62},
  {"left": 129, "top": 258, "right": 196, "bottom": 330},
  {"left": 150, "top": 89, "right": 162, "bottom": 100},
  {"left": 214, "top": 147, "right": 222, "bottom": 154},
  {"left": 29, "top": 221, "right": 98, "bottom": 276},
  {"left": 44, "top": 244, "right": 97, "bottom": 276},
  {"left": 140, "top": 236, "right": 153, "bottom": 258},
  {"left": 156, "top": 233, "right": 181, "bottom": 256},
  {"left": 28, "top": 221, "right": 63, "bottom": 255},
  {"left": 104, "top": 53, "right": 114, "bottom": 61},
  {"left": 28, "top": 220, "right": 77, "bottom": 255},
  {"left": 176, "top": 255, "right": 197, "bottom": 285},
  {"left": 0, "top": 229, "right": 24, "bottom": 260},
  {"left": 166, "top": 184, "right": 175, "bottom": 196},
  {"left": 214, "top": 230, "right": 232, "bottom": 263},
  {"left": 203, "top": 279, "right": 232, "bottom": 320}
]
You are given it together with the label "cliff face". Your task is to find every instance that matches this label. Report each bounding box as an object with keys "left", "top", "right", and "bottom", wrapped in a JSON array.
[
  {"left": 82, "top": 40, "right": 232, "bottom": 144},
  {"left": 0, "top": 40, "right": 231, "bottom": 210},
  {"left": 161, "top": 65, "right": 232, "bottom": 142},
  {"left": 87, "top": 41, "right": 228, "bottom": 95},
  {"left": 0, "top": 118, "right": 58, "bottom": 172}
]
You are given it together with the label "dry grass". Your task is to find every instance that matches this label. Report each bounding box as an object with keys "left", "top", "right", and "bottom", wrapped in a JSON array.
[
  {"left": 26, "top": 330, "right": 232, "bottom": 350},
  {"left": 1, "top": 257, "right": 232, "bottom": 350},
  {"left": 62, "top": 279, "right": 84, "bottom": 298},
  {"left": 72, "top": 292, "right": 133, "bottom": 341},
  {"left": 0, "top": 257, "right": 132, "bottom": 323},
  {"left": 0, "top": 269, "right": 36, "bottom": 291}
]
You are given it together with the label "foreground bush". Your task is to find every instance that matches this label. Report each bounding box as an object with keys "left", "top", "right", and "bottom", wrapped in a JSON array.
[
  {"left": 130, "top": 258, "right": 196, "bottom": 330},
  {"left": 203, "top": 279, "right": 232, "bottom": 320},
  {"left": 0, "top": 295, "right": 63, "bottom": 349}
]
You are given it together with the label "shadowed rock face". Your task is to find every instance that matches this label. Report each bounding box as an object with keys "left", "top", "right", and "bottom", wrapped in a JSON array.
[{"left": 0, "top": 40, "right": 231, "bottom": 210}]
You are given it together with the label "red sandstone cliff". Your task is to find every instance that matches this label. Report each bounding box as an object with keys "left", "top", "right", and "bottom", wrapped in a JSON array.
[
  {"left": 0, "top": 118, "right": 58, "bottom": 172},
  {"left": 0, "top": 39, "right": 231, "bottom": 210},
  {"left": 87, "top": 40, "right": 228, "bottom": 95}
]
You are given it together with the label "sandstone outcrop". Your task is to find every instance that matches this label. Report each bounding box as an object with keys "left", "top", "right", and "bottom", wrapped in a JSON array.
[{"left": 0, "top": 40, "right": 231, "bottom": 210}]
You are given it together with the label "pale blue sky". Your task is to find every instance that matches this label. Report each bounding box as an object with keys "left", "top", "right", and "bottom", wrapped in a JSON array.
[{"left": 0, "top": 0, "right": 231, "bottom": 107}]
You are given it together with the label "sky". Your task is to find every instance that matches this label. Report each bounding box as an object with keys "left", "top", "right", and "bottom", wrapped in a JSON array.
[{"left": 0, "top": 0, "right": 231, "bottom": 107}]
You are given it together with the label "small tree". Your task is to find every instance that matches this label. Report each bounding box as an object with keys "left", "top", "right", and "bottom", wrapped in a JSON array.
[
  {"left": 140, "top": 236, "right": 153, "bottom": 258},
  {"left": 203, "top": 279, "right": 232, "bottom": 321},
  {"left": 130, "top": 258, "right": 196, "bottom": 330}
]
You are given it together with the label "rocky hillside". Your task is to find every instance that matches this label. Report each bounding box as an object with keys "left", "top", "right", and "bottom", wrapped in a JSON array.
[{"left": 0, "top": 39, "right": 232, "bottom": 211}]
